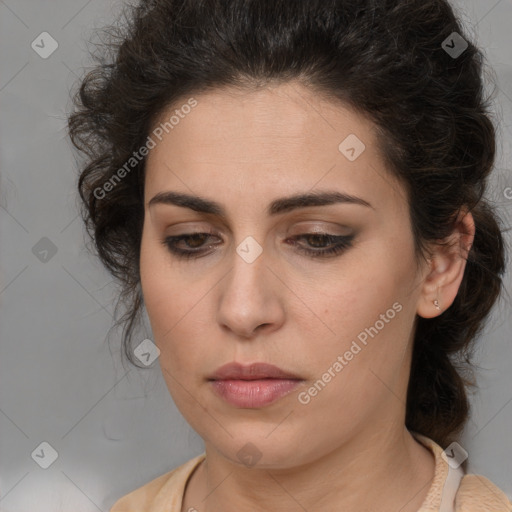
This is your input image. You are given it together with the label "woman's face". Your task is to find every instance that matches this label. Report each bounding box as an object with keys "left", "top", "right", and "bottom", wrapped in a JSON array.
[{"left": 140, "top": 82, "right": 429, "bottom": 468}]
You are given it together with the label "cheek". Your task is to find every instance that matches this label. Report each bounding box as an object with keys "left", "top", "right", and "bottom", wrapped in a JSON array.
[
  {"left": 307, "top": 245, "right": 415, "bottom": 388},
  {"left": 140, "top": 234, "right": 190, "bottom": 365},
  {"left": 140, "top": 265, "right": 203, "bottom": 409},
  {"left": 313, "top": 258, "right": 407, "bottom": 345},
  {"left": 139, "top": 233, "right": 220, "bottom": 393},
  {"left": 140, "top": 226, "right": 195, "bottom": 331}
]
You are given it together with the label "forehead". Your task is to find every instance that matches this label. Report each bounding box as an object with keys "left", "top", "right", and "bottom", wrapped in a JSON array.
[
  {"left": 144, "top": 82, "right": 406, "bottom": 214},
  {"left": 148, "top": 82, "right": 375, "bottom": 157}
]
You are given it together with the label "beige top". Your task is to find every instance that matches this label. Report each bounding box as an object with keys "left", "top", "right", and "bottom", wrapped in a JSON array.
[{"left": 110, "top": 433, "right": 512, "bottom": 511}]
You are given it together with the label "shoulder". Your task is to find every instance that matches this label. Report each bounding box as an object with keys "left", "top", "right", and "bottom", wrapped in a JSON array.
[
  {"left": 456, "top": 474, "right": 512, "bottom": 511},
  {"left": 410, "top": 432, "right": 511, "bottom": 512},
  {"left": 109, "top": 453, "right": 206, "bottom": 512}
]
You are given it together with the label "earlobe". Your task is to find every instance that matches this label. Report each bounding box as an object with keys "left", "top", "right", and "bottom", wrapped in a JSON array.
[
  {"left": 416, "top": 209, "right": 475, "bottom": 319},
  {"left": 417, "top": 283, "right": 444, "bottom": 319}
]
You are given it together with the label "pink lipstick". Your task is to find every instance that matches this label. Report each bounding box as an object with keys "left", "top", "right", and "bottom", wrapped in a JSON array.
[{"left": 208, "top": 362, "right": 303, "bottom": 408}]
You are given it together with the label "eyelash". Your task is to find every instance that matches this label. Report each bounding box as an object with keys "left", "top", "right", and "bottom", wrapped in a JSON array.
[{"left": 160, "top": 231, "right": 354, "bottom": 260}]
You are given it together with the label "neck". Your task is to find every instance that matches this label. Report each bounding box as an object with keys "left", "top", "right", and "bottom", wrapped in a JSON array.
[{"left": 184, "top": 426, "right": 435, "bottom": 512}]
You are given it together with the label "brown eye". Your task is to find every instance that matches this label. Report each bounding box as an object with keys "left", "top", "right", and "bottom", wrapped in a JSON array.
[
  {"left": 185, "top": 233, "right": 209, "bottom": 248},
  {"left": 161, "top": 232, "right": 222, "bottom": 259},
  {"left": 304, "top": 234, "right": 329, "bottom": 248},
  {"left": 288, "top": 233, "right": 355, "bottom": 258}
]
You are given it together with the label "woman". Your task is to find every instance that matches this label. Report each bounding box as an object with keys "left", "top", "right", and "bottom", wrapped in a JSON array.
[{"left": 67, "top": 0, "right": 511, "bottom": 510}]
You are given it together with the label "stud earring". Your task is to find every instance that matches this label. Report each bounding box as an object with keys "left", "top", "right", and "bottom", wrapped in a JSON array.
[{"left": 433, "top": 299, "right": 441, "bottom": 311}]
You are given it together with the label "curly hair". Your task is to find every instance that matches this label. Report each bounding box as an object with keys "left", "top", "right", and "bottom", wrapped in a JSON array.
[{"left": 67, "top": 0, "right": 506, "bottom": 448}]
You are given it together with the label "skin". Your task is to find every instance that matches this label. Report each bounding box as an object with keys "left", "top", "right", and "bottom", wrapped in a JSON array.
[{"left": 139, "top": 81, "right": 475, "bottom": 512}]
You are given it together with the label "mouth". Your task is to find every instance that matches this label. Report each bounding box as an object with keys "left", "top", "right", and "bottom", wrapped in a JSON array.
[
  {"left": 208, "top": 361, "right": 302, "bottom": 381},
  {"left": 209, "top": 378, "right": 303, "bottom": 408},
  {"left": 208, "top": 362, "right": 304, "bottom": 408}
]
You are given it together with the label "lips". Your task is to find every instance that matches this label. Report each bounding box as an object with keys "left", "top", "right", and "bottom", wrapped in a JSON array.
[
  {"left": 208, "top": 362, "right": 303, "bottom": 408},
  {"left": 208, "top": 362, "right": 302, "bottom": 381}
]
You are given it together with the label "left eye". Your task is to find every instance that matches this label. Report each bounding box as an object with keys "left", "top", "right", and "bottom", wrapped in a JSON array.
[
  {"left": 287, "top": 233, "right": 355, "bottom": 257},
  {"left": 161, "top": 232, "right": 354, "bottom": 259}
]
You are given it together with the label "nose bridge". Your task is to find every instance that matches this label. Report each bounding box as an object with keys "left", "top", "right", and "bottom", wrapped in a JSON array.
[
  {"left": 227, "top": 234, "right": 268, "bottom": 299},
  {"left": 216, "top": 233, "right": 283, "bottom": 336}
]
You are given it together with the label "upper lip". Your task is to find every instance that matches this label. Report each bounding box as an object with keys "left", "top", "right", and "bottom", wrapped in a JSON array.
[{"left": 208, "top": 362, "right": 302, "bottom": 381}]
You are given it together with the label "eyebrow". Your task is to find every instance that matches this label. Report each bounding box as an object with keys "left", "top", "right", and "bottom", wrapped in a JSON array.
[{"left": 147, "top": 190, "right": 373, "bottom": 216}]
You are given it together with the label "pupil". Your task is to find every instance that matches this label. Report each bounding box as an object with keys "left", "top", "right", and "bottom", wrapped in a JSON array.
[
  {"left": 308, "top": 234, "right": 325, "bottom": 248},
  {"left": 188, "top": 234, "right": 206, "bottom": 247}
]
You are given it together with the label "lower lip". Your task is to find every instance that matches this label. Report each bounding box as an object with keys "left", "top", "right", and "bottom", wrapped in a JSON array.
[{"left": 210, "top": 379, "right": 302, "bottom": 408}]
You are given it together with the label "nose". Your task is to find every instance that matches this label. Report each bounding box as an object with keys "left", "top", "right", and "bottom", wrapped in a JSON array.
[{"left": 216, "top": 242, "right": 285, "bottom": 339}]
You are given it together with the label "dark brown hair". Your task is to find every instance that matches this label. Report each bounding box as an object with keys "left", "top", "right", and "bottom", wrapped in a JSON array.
[{"left": 67, "top": 0, "right": 506, "bottom": 448}]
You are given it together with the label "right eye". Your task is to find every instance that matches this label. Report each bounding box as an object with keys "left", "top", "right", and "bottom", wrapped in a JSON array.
[{"left": 161, "top": 232, "right": 222, "bottom": 259}]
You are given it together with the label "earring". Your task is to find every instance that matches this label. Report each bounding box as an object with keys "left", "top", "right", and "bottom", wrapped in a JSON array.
[{"left": 433, "top": 299, "right": 441, "bottom": 311}]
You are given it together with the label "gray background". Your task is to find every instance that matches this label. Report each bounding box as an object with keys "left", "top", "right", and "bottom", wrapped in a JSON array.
[{"left": 0, "top": 1, "right": 511, "bottom": 510}]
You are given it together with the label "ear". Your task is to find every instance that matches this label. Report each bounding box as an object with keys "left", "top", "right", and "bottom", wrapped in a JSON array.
[{"left": 416, "top": 209, "right": 475, "bottom": 319}]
